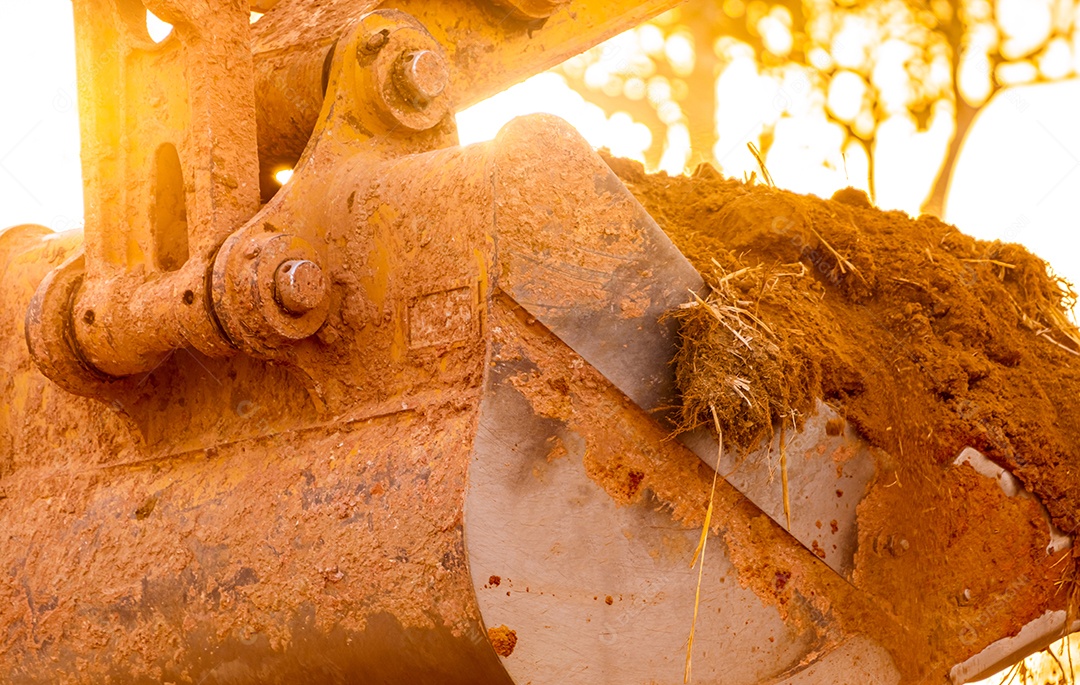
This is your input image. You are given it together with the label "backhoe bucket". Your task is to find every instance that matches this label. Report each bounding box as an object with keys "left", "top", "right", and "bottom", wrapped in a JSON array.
[{"left": 1, "top": 0, "right": 1075, "bottom": 681}]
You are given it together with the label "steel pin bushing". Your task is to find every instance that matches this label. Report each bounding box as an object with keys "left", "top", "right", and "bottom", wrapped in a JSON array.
[
  {"left": 394, "top": 50, "right": 448, "bottom": 106},
  {"left": 274, "top": 259, "right": 328, "bottom": 315}
]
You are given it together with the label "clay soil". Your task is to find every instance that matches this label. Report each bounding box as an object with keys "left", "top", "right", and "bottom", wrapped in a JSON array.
[
  {"left": 603, "top": 154, "right": 1080, "bottom": 539},
  {"left": 590, "top": 155, "right": 1080, "bottom": 679}
]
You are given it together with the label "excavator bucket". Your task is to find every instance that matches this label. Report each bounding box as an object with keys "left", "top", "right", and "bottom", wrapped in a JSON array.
[{"left": 0, "top": 1, "right": 1075, "bottom": 683}]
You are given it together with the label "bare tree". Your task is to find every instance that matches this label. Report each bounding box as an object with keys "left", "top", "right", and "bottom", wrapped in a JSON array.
[{"left": 558, "top": 0, "right": 1079, "bottom": 215}]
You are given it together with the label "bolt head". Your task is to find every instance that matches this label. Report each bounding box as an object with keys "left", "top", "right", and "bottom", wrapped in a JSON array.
[
  {"left": 394, "top": 50, "right": 448, "bottom": 106},
  {"left": 274, "top": 259, "right": 328, "bottom": 315},
  {"left": 359, "top": 28, "right": 390, "bottom": 56}
]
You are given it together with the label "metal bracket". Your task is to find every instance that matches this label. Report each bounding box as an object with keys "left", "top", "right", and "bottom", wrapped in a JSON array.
[{"left": 27, "top": 0, "right": 261, "bottom": 393}]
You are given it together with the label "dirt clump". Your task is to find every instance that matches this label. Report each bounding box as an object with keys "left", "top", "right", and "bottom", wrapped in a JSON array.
[
  {"left": 603, "top": 153, "right": 1080, "bottom": 536},
  {"left": 487, "top": 625, "right": 518, "bottom": 657}
]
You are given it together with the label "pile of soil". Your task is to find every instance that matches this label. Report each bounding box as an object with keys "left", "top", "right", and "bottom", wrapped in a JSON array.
[{"left": 602, "top": 153, "right": 1080, "bottom": 536}]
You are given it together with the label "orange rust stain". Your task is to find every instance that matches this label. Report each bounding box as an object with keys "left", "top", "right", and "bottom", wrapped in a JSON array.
[
  {"left": 545, "top": 434, "right": 568, "bottom": 462},
  {"left": 617, "top": 290, "right": 650, "bottom": 319}
]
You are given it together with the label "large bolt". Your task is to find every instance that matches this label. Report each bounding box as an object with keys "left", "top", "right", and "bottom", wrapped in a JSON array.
[
  {"left": 394, "top": 50, "right": 448, "bottom": 107},
  {"left": 274, "top": 259, "right": 328, "bottom": 315},
  {"left": 358, "top": 28, "right": 390, "bottom": 57}
]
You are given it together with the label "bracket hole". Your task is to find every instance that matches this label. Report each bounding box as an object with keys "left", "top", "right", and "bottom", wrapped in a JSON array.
[
  {"left": 145, "top": 9, "right": 174, "bottom": 43},
  {"left": 152, "top": 143, "right": 189, "bottom": 272}
]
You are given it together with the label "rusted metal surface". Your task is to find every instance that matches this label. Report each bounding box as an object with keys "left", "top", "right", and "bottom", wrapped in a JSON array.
[
  {"left": 2, "top": 11, "right": 503, "bottom": 677},
  {"left": 953, "top": 448, "right": 1072, "bottom": 556},
  {"left": 951, "top": 611, "right": 1080, "bottom": 684},
  {"left": 491, "top": 114, "right": 703, "bottom": 416},
  {"left": 250, "top": 0, "right": 687, "bottom": 195},
  {"left": 215, "top": 231, "right": 332, "bottom": 346},
  {"left": 772, "top": 636, "right": 901, "bottom": 685},
  {"left": 681, "top": 404, "right": 879, "bottom": 579},
  {"left": 394, "top": 49, "right": 450, "bottom": 106},
  {"left": 66, "top": 0, "right": 258, "bottom": 373},
  {"left": 464, "top": 295, "right": 898, "bottom": 684},
  {"left": 25, "top": 0, "right": 261, "bottom": 394},
  {"left": 5, "top": 10, "right": 510, "bottom": 679},
  {"left": 485, "top": 114, "right": 878, "bottom": 579}
]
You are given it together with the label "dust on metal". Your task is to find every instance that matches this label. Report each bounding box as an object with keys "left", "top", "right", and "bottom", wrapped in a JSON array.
[
  {"left": 394, "top": 50, "right": 449, "bottom": 106},
  {"left": 274, "top": 259, "right": 329, "bottom": 315},
  {"left": 2, "top": 1, "right": 1075, "bottom": 683}
]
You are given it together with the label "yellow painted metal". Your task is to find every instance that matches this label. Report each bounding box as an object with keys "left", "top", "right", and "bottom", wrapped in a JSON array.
[
  {"left": 403, "top": 0, "right": 689, "bottom": 110},
  {"left": 255, "top": 0, "right": 688, "bottom": 111},
  {"left": 251, "top": 0, "right": 688, "bottom": 193}
]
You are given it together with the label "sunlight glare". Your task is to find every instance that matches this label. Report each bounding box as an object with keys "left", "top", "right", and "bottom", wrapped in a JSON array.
[
  {"left": 808, "top": 47, "right": 832, "bottom": 71},
  {"left": 870, "top": 39, "right": 916, "bottom": 114},
  {"left": 831, "top": 16, "right": 872, "bottom": 70},
  {"left": 1037, "top": 37, "right": 1073, "bottom": 80},
  {"left": 775, "top": 65, "right": 815, "bottom": 117},
  {"left": 665, "top": 32, "right": 696, "bottom": 76},
  {"left": 928, "top": 51, "right": 953, "bottom": 100},
  {"left": 456, "top": 73, "right": 652, "bottom": 163},
  {"left": 872, "top": 108, "right": 952, "bottom": 214},
  {"left": 656, "top": 100, "right": 683, "bottom": 126},
  {"left": 854, "top": 108, "right": 875, "bottom": 139},
  {"left": 601, "top": 75, "right": 624, "bottom": 98},
  {"left": 765, "top": 114, "right": 849, "bottom": 198},
  {"left": 713, "top": 55, "right": 773, "bottom": 175},
  {"left": 658, "top": 123, "right": 691, "bottom": 175},
  {"left": 584, "top": 62, "right": 610, "bottom": 89},
  {"left": 624, "top": 77, "right": 647, "bottom": 100},
  {"left": 996, "top": 0, "right": 1053, "bottom": 60},
  {"left": 826, "top": 70, "right": 865, "bottom": 124},
  {"left": 947, "top": 80, "right": 1080, "bottom": 320},
  {"left": 965, "top": 0, "right": 993, "bottom": 22},
  {"left": 1074, "top": 4, "right": 1080, "bottom": 75},
  {"left": 842, "top": 139, "right": 871, "bottom": 190},
  {"left": 647, "top": 76, "right": 672, "bottom": 104},
  {"left": 996, "top": 60, "right": 1039, "bottom": 86},
  {"left": 759, "top": 11, "right": 793, "bottom": 57},
  {"left": 146, "top": 10, "right": 173, "bottom": 43},
  {"left": 609, "top": 112, "right": 653, "bottom": 155},
  {"left": 959, "top": 52, "right": 993, "bottom": 105},
  {"left": 560, "top": 54, "right": 587, "bottom": 79},
  {"left": 637, "top": 24, "right": 665, "bottom": 56},
  {"left": 274, "top": 168, "right": 294, "bottom": 185}
]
